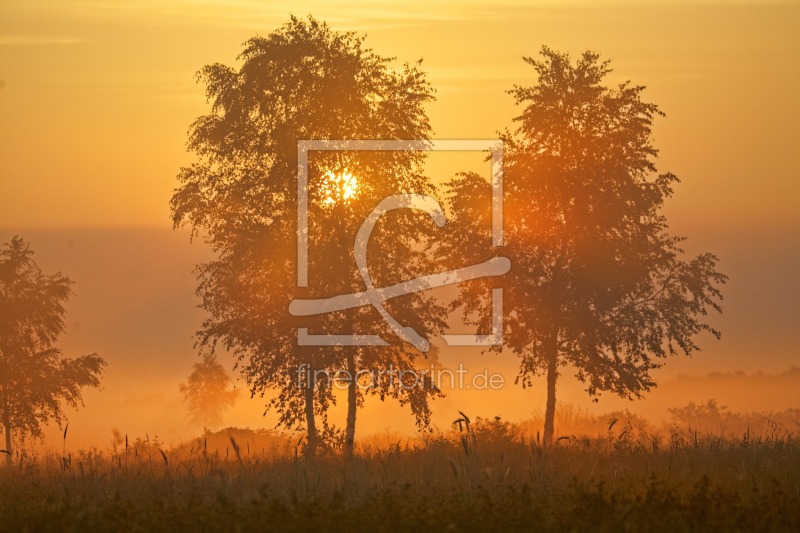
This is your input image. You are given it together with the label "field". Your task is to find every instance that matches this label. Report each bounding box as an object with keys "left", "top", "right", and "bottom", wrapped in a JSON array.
[{"left": 2, "top": 415, "right": 799, "bottom": 532}]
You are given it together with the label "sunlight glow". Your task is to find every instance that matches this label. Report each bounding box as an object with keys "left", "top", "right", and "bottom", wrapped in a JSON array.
[{"left": 321, "top": 169, "right": 360, "bottom": 206}]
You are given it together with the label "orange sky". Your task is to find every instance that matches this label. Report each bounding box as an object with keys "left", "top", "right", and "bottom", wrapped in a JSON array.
[{"left": 0, "top": 1, "right": 798, "bottom": 449}]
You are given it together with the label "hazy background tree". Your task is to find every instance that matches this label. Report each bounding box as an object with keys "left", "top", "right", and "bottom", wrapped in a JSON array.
[
  {"left": 171, "top": 16, "right": 444, "bottom": 455},
  {"left": 0, "top": 236, "right": 105, "bottom": 462},
  {"left": 179, "top": 354, "right": 239, "bottom": 430},
  {"left": 443, "top": 47, "right": 726, "bottom": 445}
]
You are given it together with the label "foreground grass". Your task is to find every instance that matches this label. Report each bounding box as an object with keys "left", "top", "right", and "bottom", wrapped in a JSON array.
[{"left": 1, "top": 430, "right": 799, "bottom": 532}]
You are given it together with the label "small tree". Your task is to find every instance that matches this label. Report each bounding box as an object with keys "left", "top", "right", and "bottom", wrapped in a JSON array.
[
  {"left": 0, "top": 236, "right": 105, "bottom": 461},
  {"left": 179, "top": 354, "right": 239, "bottom": 430},
  {"left": 444, "top": 47, "right": 726, "bottom": 445}
]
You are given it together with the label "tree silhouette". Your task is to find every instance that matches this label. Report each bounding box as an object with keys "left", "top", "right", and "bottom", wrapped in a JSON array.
[
  {"left": 171, "top": 16, "right": 443, "bottom": 455},
  {"left": 0, "top": 236, "right": 105, "bottom": 461},
  {"left": 443, "top": 47, "right": 726, "bottom": 445},
  {"left": 179, "top": 354, "right": 239, "bottom": 430}
]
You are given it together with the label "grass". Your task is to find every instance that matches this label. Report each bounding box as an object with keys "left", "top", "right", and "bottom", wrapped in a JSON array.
[{"left": 1, "top": 417, "right": 799, "bottom": 532}]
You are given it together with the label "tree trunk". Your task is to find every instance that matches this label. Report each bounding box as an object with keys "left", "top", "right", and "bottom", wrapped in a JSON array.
[
  {"left": 344, "top": 350, "right": 357, "bottom": 458},
  {"left": 303, "top": 361, "right": 317, "bottom": 457},
  {"left": 3, "top": 419, "right": 10, "bottom": 464},
  {"left": 543, "top": 332, "right": 559, "bottom": 446},
  {"left": 335, "top": 197, "right": 358, "bottom": 459}
]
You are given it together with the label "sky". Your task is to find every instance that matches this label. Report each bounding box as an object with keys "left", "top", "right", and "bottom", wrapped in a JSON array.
[{"left": 0, "top": 0, "right": 798, "bottom": 449}]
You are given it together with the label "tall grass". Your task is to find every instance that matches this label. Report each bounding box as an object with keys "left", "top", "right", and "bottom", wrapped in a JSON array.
[{"left": 1, "top": 414, "right": 799, "bottom": 531}]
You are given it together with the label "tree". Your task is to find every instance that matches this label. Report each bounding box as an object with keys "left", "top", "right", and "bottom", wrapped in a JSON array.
[
  {"left": 171, "top": 16, "right": 443, "bottom": 455},
  {"left": 0, "top": 236, "right": 105, "bottom": 462},
  {"left": 179, "top": 354, "right": 239, "bottom": 430},
  {"left": 444, "top": 47, "right": 726, "bottom": 445}
]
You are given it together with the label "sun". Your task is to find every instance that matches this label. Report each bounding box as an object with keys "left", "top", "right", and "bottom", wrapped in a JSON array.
[{"left": 321, "top": 169, "right": 359, "bottom": 206}]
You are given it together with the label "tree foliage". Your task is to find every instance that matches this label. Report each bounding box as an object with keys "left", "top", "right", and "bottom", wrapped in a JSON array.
[
  {"left": 0, "top": 236, "right": 105, "bottom": 459},
  {"left": 443, "top": 47, "right": 727, "bottom": 444},
  {"left": 179, "top": 354, "right": 239, "bottom": 430}
]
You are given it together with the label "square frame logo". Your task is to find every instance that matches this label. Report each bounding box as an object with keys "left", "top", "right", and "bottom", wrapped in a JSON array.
[{"left": 294, "top": 139, "right": 505, "bottom": 348}]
